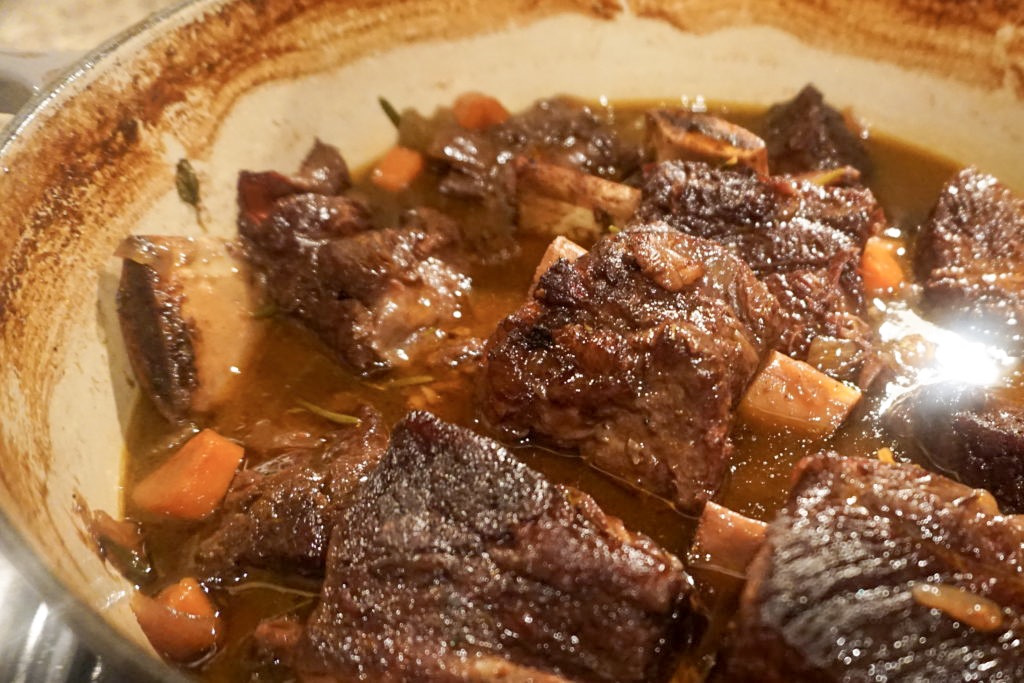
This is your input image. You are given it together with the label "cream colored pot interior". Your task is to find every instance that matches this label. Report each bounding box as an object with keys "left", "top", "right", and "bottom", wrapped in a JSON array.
[{"left": 0, "top": 0, "right": 1020, "bottom": 670}]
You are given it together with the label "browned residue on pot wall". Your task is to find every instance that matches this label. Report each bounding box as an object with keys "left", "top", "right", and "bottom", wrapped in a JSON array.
[
  {"left": 0, "top": 0, "right": 622, "bottom": 599},
  {"left": 633, "top": 0, "right": 1024, "bottom": 97}
]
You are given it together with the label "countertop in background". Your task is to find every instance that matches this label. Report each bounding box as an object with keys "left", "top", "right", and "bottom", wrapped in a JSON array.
[{"left": 0, "top": 0, "right": 174, "bottom": 51}]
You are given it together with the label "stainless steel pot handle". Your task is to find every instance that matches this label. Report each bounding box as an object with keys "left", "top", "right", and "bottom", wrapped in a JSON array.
[{"left": 0, "top": 50, "right": 83, "bottom": 114}]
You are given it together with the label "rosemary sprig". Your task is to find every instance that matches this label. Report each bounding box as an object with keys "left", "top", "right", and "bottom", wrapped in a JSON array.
[
  {"left": 368, "top": 374, "right": 435, "bottom": 390},
  {"left": 378, "top": 96, "right": 402, "bottom": 128},
  {"left": 250, "top": 303, "right": 279, "bottom": 320},
  {"left": 295, "top": 399, "right": 361, "bottom": 425},
  {"left": 175, "top": 158, "right": 208, "bottom": 232}
]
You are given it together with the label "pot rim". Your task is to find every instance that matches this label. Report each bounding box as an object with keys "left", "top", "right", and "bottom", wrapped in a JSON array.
[
  {"left": 2, "top": 0, "right": 197, "bottom": 154},
  {"left": 0, "top": 1, "right": 212, "bottom": 677}
]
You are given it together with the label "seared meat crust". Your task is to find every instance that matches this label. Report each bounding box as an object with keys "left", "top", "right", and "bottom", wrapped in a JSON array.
[
  {"left": 762, "top": 84, "right": 872, "bottom": 176},
  {"left": 885, "top": 382, "right": 1024, "bottom": 514},
  {"left": 115, "top": 236, "right": 266, "bottom": 422},
  {"left": 196, "top": 406, "right": 388, "bottom": 580},
  {"left": 276, "top": 412, "right": 697, "bottom": 683},
  {"left": 238, "top": 142, "right": 471, "bottom": 373},
  {"left": 637, "top": 161, "right": 884, "bottom": 382},
  {"left": 430, "top": 96, "right": 640, "bottom": 200},
  {"left": 916, "top": 167, "right": 1024, "bottom": 348},
  {"left": 724, "top": 453, "right": 1024, "bottom": 682},
  {"left": 480, "top": 224, "right": 779, "bottom": 512},
  {"left": 422, "top": 97, "right": 641, "bottom": 257}
]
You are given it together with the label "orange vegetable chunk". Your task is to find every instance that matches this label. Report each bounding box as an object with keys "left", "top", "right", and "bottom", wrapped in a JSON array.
[
  {"left": 158, "top": 577, "right": 218, "bottom": 618},
  {"left": 738, "top": 351, "right": 862, "bottom": 438},
  {"left": 861, "top": 236, "right": 905, "bottom": 294},
  {"left": 689, "top": 502, "right": 767, "bottom": 577},
  {"left": 131, "top": 428, "right": 243, "bottom": 520},
  {"left": 371, "top": 145, "right": 424, "bottom": 192},
  {"left": 132, "top": 577, "right": 219, "bottom": 662},
  {"left": 453, "top": 91, "right": 510, "bottom": 130}
]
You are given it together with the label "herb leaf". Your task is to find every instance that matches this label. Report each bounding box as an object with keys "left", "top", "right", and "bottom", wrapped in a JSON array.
[
  {"left": 250, "top": 303, "right": 279, "bottom": 320},
  {"left": 101, "top": 540, "right": 154, "bottom": 587},
  {"left": 378, "top": 97, "right": 402, "bottom": 128},
  {"left": 807, "top": 167, "right": 853, "bottom": 187},
  {"left": 295, "top": 399, "right": 361, "bottom": 426},
  {"left": 175, "top": 158, "right": 209, "bottom": 232},
  {"left": 368, "top": 374, "right": 435, "bottom": 390},
  {"left": 175, "top": 158, "right": 201, "bottom": 207}
]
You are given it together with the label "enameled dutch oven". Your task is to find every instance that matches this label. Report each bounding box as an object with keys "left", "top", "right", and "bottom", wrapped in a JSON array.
[{"left": 0, "top": 0, "right": 1020, "bottom": 678}]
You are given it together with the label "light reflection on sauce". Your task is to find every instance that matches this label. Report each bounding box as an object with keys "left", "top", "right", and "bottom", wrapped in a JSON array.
[{"left": 874, "top": 300, "right": 1019, "bottom": 414}]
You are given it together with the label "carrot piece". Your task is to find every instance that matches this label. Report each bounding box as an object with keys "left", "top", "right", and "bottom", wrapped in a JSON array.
[
  {"left": 861, "top": 236, "right": 905, "bottom": 294},
  {"left": 453, "top": 91, "right": 510, "bottom": 130},
  {"left": 158, "top": 577, "right": 217, "bottom": 619},
  {"left": 370, "top": 145, "right": 424, "bottom": 192},
  {"left": 738, "top": 351, "right": 862, "bottom": 438},
  {"left": 131, "top": 429, "right": 244, "bottom": 520},
  {"left": 132, "top": 578, "right": 219, "bottom": 662}
]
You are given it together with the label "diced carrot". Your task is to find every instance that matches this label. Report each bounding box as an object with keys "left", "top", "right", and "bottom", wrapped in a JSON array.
[
  {"left": 132, "top": 577, "right": 219, "bottom": 662},
  {"left": 157, "top": 577, "right": 217, "bottom": 619},
  {"left": 131, "top": 429, "right": 244, "bottom": 521},
  {"left": 738, "top": 351, "right": 862, "bottom": 438},
  {"left": 453, "top": 91, "right": 510, "bottom": 130},
  {"left": 861, "top": 236, "right": 905, "bottom": 294},
  {"left": 370, "top": 145, "right": 424, "bottom": 192}
]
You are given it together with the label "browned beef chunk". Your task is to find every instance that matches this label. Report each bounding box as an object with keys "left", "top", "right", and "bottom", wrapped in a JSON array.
[
  {"left": 762, "top": 85, "right": 871, "bottom": 176},
  {"left": 430, "top": 97, "right": 641, "bottom": 196},
  {"left": 196, "top": 406, "right": 388, "bottom": 581},
  {"left": 239, "top": 141, "right": 471, "bottom": 373},
  {"left": 235, "top": 140, "right": 358, "bottom": 238},
  {"left": 480, "top": 224, "right": 779, "bottom": 512},
  {"left": 884, "top": 382, "right": 1024, "bottom": 513},
  {"left": 723, "top": 453, "right": 1024, "bottom": 682},
  {"left": 637, "top": 161, "right": 884, "bottom": 383},
  {"left": 915, "top": 168, "right": 1024, "bottom": 348},
  {"left": 115, "top": 236, "right": 267, "bottom": 422},
  {"left": 420, "top": 98, "right": 641, "bottom": 255},
  {"left": 267, "top": 412, "right": 697, "bottom": 682},
  {"left": 646, "top": 109, "right": 768, "bottom": 175},
  {"left": 315, "top": 219, "right": 471, "bottom": 370}
]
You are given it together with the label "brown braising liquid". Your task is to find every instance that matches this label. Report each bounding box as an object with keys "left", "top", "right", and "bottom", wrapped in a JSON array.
[{"left": 121, "top": 101, "right": 968, "bottom": 681}]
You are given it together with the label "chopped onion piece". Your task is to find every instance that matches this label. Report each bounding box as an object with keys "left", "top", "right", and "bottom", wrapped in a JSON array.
[{"left": 911, "top": 582, "right": 1005, "bottom": 632}]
